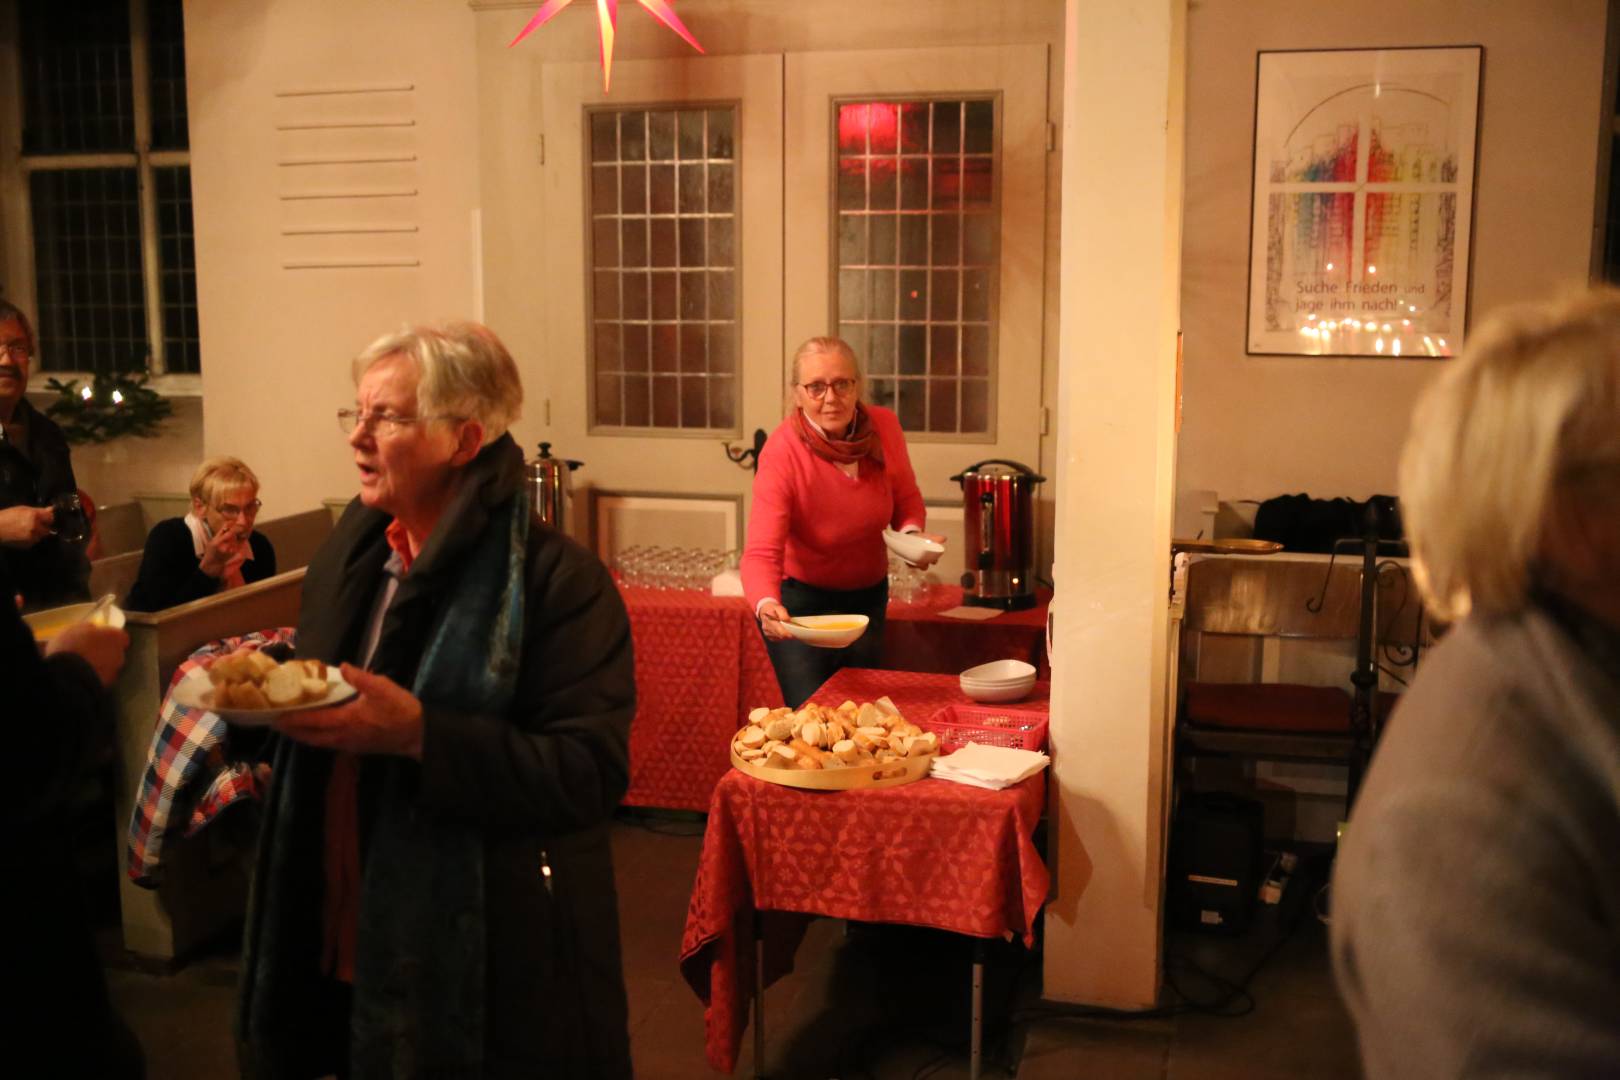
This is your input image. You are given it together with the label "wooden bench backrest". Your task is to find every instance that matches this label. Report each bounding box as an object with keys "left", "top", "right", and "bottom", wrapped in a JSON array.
[
  {"left": 254, "top": 506, "right": 335, "bottom": 572},
  {"left": 93, "top": 501, "right": 148, "bottom": 557}
]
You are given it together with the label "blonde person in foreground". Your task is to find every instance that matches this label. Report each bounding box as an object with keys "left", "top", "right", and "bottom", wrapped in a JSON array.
[{"left": 1331, "top": 290, "right": 1620, "bottom": 1077}]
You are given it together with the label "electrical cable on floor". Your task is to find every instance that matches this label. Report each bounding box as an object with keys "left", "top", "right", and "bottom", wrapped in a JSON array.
[{"left": 1006, "top": 860, "right": 1319, "bottom": 1029}]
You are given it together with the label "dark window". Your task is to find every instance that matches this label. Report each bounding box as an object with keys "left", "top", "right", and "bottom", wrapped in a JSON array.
[
  {"left": 16, "top": 0, "right": 197, "bottom": 375},
  {"left": 30, "top": 169, "right": 149, "bottom": 373},
  {"left": 156, "top": 166, "right": 199, "bottom": 373},
  {"left": 148, "top": 0, "right": 189, "bottom": 152},
  {"left": 19, "top": 0, "right": 135, "bottom": 155}
]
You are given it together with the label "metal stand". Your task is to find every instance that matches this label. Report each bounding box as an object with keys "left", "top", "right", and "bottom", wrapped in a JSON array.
[
  {"left": 970, "top": 938, "right": 987, "bottom": 1080},
  {"left": 752, "top": 909, "right": 766, "bottom": 1080},
  {"left": 750, "top": 917, "right": 994, "bottom": 1079}
]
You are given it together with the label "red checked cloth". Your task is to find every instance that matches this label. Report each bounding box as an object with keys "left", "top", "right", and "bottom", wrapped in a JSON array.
[
  {"left": 125, "top": 628, "right": 295, "bottom": 887},
  {"left": 619, "top": 585, "right": 784, "bottom": 811},
  {"left": 677, "top": 668, "right": 1051, "bottom": 1074}
]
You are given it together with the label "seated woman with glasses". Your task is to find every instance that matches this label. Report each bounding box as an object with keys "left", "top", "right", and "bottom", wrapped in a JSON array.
[
  {"left": 125, "top": 456, "right": 276, "bottom": 611},
  {"left": 741, "top": 336, "right": 944, "bottom": 707}
]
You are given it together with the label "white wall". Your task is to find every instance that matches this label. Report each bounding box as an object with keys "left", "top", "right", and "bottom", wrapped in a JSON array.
[
  {"left": 1179, "top": 0, "right": 1608, "bottom": 506},
  {"left": 1044, "top": 0, "right": 1183, "bottom": 1007},
  {"left": 183, "top": 0, "right": 482, "bottom": 517},
  {"left": 67, "top": 395, "right": 204, "bottom": 504}
]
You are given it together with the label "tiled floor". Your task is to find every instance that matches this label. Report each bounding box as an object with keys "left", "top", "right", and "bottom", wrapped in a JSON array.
[{"left": 103, "top": 818, "right": 1362, "bottom": 1078}]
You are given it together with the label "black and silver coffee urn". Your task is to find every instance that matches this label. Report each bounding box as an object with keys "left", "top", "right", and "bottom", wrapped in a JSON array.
[{"left": 952, "top": 459, "right": 1045, "bottom": 610}]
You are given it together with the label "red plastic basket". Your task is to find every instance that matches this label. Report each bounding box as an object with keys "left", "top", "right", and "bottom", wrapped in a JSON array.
[{"left": 924, "top": 704, "right": 1049, "bottom": 754}]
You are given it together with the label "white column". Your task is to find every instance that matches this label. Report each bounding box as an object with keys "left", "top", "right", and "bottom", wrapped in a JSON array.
[{"left": 1043, "top": 0, "right": 1185, "bottom": 1007}]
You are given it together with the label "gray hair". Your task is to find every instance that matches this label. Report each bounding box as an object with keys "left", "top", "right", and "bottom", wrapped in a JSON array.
[
  {"left": 1399, "top": 289, "right": 1620, "bottom": 620},
  {"left": 0, "top": 299, "right": 36, "bottom": 351},
  {"left": 790, "top": 336, "right": 862, "bottom": 388},
  {"left": 353, "top": 321, "right": 523, "bottom": 443}
]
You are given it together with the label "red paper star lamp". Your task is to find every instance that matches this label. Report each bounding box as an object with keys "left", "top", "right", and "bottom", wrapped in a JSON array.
[{"left": 509, "top": 0, "right": 705, "bottom": 92}]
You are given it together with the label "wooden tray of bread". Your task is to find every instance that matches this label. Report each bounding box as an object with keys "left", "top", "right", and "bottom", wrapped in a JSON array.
[{"left": 729, "top": 697, "right": 940, "bottom": 791}]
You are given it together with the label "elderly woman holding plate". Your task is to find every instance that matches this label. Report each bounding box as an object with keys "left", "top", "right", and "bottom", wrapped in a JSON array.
[
  {"left": 741, "top": 336, "right": 944, "bottom": 708},
  {"left": 239, "top": 323, "right": 636, "bottom": 1079},
  {"left": 1331, "top": 290, "right": 1620, "bottom": 1076}
]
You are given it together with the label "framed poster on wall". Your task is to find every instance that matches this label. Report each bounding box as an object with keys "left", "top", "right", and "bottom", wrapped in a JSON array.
[{"left": 1246, "top": 45, "right": 1482, "bottom": 358}]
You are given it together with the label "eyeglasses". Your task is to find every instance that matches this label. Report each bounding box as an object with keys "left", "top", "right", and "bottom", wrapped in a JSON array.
[
  {"left": 797, "top": 378, "right": 858, "bottom": 400},
  {"left": 0, "top": 339, "right": 33, "bottom": 360},
  {"left": 336, "top": 408, "right": 464, "bottom": 436},
  {"left": 215, "top": 499, "right": 262, "bottom": 520}
]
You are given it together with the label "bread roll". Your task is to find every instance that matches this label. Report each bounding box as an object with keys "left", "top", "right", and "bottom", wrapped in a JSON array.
[
  {"left": 222, "top": 682, "right": 270, "bottom": 710},
  {"left": 264, "top": 665, "right": 306, "bottom": 707}
]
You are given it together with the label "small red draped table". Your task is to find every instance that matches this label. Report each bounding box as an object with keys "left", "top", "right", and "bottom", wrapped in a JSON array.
[
  {"left": 678, "top": 668, "right": 1051, "bottom": 1075},
  {"left": 619, "top": 584, "right": 1051, "bottom": 811}
]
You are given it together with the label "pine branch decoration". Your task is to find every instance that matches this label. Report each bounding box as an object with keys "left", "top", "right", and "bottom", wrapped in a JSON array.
[{"left": 44, "top": 373, "right": 174, "bottom": 444}]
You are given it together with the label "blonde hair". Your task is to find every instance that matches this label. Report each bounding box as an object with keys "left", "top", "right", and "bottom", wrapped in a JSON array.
[
  {"left": 190, "top": 456, "right": 260, "bottom": 508},
  {"left": 789, "top": 336, "right": 862, "bottom": 388},
  {"left": 354, "top": 321, "right": 523, "bottom": 443},
  {"left": 1399, "top": 289, "right": 1620, "bottom": 621}
]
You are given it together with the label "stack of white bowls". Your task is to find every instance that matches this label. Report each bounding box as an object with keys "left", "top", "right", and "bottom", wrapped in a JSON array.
[{"left": 959, "top": 659, "right": 1037, "bottom": 703}]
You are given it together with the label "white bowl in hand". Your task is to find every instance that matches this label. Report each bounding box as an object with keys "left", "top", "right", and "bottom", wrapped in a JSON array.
[
  {"left": 883, "top": 528, "right": 945, "bottom": 568},
  {"left": 781, "top": 614, "right": 871, "bottom": 649}
]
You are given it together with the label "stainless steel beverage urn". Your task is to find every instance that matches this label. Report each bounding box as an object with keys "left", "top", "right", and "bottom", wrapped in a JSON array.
[
  {"left": 527, "top": 441, "right": 583, "bottom": 530},
  {"left": 951, "top": 459, "right": 1046, "bottom": 610}
]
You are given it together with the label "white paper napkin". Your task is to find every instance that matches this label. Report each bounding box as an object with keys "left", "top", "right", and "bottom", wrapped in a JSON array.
[{"left": 930, "top": 742, "right": 1050, "bottom": 789}]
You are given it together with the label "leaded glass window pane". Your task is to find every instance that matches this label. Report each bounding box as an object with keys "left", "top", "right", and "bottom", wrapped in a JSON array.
[
  {"left": 587, "top": 106, "right": 740, "bottom": 432},
  {"left": 834, "top": 98, "right": 998, "bottom": 435}
]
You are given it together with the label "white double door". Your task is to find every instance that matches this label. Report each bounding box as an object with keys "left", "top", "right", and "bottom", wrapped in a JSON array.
[{"left": 535, "top": 45, "right": 1049, "bottom": 547}]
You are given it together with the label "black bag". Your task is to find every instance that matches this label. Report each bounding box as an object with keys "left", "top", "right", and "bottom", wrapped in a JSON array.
[{"left": 1252, "top": 493, "right": 1402, "bottom": 554}]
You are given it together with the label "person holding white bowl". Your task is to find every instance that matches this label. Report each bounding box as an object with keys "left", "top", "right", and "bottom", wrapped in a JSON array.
[{"left": 741, "top": 336, "right": 945, "bottom": 707}]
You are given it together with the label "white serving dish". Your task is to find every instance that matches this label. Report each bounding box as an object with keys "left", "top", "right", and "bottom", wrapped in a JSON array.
[
  {"left": 24, "top": 599, "right": 126, "bottom": 643},
  {"left": 958, "top": 658, "right": 1037, "bottom": 703},
  {"left": 781, "top": 613, "right": 870, "bottom": 649},
  {"left": 959, "top": 659, "right": 1037, "bottom": 684},
  {"left": 170, "top": 666, "right": 358, "bottom": 726},
  {"left": 882, "top": 528, "right": 945, "bottom": 568},
  {"left": 960, "top": 676, "right": 1037, "bottom": 704}
]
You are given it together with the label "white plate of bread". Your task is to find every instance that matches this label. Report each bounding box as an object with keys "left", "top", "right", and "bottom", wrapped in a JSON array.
[
  {"left": 171, "top": 649, "right": 356, "bottom": 725},
  {"left": 730, "top": 697, "right": 939, "bottom": 791}
]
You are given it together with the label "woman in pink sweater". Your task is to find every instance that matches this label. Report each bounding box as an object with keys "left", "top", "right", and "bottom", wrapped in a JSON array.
[{"left": 741, "top": 337, "right": 940, "bottom": 706}]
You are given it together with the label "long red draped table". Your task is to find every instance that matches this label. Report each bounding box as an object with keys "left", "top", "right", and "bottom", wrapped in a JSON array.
[
  {"left": 619, "top": 584, "right": 1051, "bottom": 811},
  {"left": 678, "top": 668, "right": 1052, "bottom": 1075}
]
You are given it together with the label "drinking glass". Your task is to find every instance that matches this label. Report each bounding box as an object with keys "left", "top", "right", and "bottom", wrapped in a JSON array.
[{"left": 51, "top": 491, "right": 90, "bottom": 545}]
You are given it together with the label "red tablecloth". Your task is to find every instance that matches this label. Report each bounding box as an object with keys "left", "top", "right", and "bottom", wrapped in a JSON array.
[
  {"left": 677, "top": 668, "right": 1052, "bottom": 1073},
  {"left": 619, "top": 586, "right": 784, "bottom": 811},
  {"left": 884, "top": 586, "right": 1052, "bottom": 678},
  {"left": 806, "top": 665, "right": 1051, "bottom": 720},
  {"left": 619, "top": 584, "right": 1050, "bottom": 811}
]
